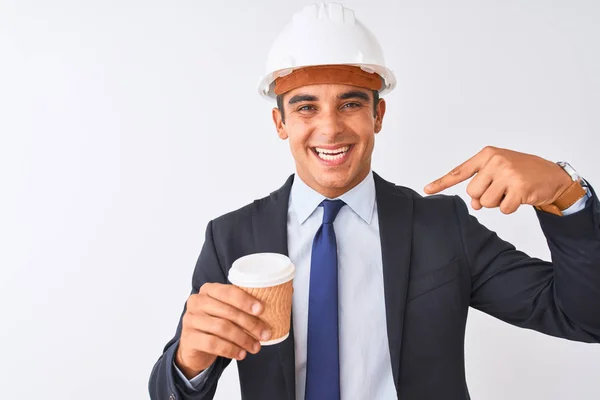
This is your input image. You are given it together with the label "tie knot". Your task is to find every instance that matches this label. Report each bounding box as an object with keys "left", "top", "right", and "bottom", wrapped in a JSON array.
[{"left": 321, "top": 199, "right": 345, "bottom": 224}]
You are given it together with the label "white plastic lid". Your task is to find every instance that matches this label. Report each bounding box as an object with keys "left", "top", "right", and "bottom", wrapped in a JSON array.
[{"left": 228, "top": 253, "right": 295, "bottom": 288}]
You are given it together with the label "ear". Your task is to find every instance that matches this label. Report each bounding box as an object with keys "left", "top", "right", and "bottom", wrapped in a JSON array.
[
  {"left": 374, "top": 98, "right": 386, "bottom": 134},
  {"left": 272, "top": 107, "right": 288, "bottom": 140}
]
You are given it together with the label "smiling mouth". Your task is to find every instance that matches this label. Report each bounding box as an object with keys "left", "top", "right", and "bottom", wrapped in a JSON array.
[{"left": 312, "top": 145, "right": 352, "bottom": 161}]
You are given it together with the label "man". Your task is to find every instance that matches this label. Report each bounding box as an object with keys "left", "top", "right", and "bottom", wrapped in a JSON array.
[{"left": 149, "top": 3, "right": 600, "bottom": 399}]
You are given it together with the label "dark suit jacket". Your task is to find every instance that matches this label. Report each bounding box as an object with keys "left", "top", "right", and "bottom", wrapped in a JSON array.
[{"left": 149, "top": 172, "right": 600, "bottom": 400}]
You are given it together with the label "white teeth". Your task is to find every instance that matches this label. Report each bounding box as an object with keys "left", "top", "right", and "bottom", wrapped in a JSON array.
[
  {"left": 318, "top": 152, "right": 346, "bottom": 161},
  {"left": 313, "top": 145, "right": 351, "bottom": 162},
  {"left": 314, "top": 145, "right": 350, "bottom": 154}
]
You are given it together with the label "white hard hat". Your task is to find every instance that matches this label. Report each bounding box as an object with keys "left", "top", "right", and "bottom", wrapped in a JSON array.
[{"left": 258, "top": 2, "right": 396, "bottom": 100}]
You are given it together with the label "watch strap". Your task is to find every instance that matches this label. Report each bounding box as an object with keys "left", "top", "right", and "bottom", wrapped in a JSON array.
[{"left": 535, "top": 180, "right": 587, "bottom": 216}]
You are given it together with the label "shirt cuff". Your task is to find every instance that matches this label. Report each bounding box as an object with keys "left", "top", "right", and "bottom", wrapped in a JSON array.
[
  {"left": 173, "top": 361, "right": 213, "bottom": 391},
  {"left": 560, "top": 186, "right": 592, "bottom": 216}
]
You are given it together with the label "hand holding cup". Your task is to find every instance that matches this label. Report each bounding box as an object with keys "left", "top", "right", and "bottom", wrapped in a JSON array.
[{"left": 175, "top": 283, "right": 273, "bottom": 379}]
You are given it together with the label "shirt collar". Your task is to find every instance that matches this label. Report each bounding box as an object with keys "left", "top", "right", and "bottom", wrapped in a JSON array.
[{"left": 290, "top": 171, "right": 376, "bottom": 225}]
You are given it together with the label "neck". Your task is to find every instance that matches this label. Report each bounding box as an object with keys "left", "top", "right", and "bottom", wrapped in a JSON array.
[{"left": 298, "top": 168, "right": 371, "bottom": 199}]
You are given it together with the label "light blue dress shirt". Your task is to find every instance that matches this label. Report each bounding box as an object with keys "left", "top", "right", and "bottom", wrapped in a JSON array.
[{"left": 175, "top": 172, "right": 591, "bottom": 398}]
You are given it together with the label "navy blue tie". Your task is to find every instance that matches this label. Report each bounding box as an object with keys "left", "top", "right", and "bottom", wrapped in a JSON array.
[{"left": 305, "top": 199, "right": 345, "bottom": 400}]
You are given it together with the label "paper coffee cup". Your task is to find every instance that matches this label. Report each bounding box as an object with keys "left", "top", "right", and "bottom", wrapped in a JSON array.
[{"left": 228, "top": 253, "right": 295, "bottom": 345}]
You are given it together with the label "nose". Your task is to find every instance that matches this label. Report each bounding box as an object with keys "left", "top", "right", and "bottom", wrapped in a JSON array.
[{"left": 316, "top": 107, "right": 344, "bottom": 139}]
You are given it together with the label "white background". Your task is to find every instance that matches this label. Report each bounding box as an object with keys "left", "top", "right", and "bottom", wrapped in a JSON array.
[{"left": 1, "top": 0, "right": 599, "bottom": 399}]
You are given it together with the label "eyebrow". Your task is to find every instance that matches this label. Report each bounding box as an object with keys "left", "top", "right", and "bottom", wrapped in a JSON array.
[
  {"left": 288, "top": 94, "right": 318, "bottom": 105},
  {"left": 338, "top": 90, "right": 371, "bottom": 102}
]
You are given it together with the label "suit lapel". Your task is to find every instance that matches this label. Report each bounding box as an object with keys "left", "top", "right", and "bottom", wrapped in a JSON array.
[
  {"left": 252, "top": 174, "right": 296, "bottom": 400},
  {"left": 374, "top": 172, "right": 414, "bottom": 392}
]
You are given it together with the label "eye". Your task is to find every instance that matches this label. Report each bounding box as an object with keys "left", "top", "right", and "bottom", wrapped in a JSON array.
[
  {"left": 342, "top": 102, "right": 362, "bottom": 109},
  {"left": 297, "top": 105, "right": 316, "bottom": 112}
]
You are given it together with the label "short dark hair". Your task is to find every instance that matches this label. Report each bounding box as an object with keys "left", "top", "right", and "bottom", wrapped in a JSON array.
[{"left": 277, "top": 90, "right": 380, "bottom": 124}]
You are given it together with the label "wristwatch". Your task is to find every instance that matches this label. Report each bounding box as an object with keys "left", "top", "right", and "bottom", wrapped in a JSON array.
[{"left": 535, "top": 161, "right": 588, "bottom": 216}]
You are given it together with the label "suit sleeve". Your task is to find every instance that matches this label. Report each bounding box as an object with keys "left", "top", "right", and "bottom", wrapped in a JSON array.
[
  {"left": 455, "top": 184, "right": 600, "bottom": 342},
  {"left": 148, "top": 220, "right": 233, "bottom": 400}
]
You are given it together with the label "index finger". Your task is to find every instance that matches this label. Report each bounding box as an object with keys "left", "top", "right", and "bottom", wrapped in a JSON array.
[
  {"left": 200, "top": 283, "right": 264, "bottom": 316},
  {"left": 424, "top": 149, "right": 490, "bottom": 194}
]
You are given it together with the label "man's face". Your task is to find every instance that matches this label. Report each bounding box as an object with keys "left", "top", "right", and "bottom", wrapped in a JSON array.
[{"left": 272, "top": 83, "right": 386, "bottom": 198}]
